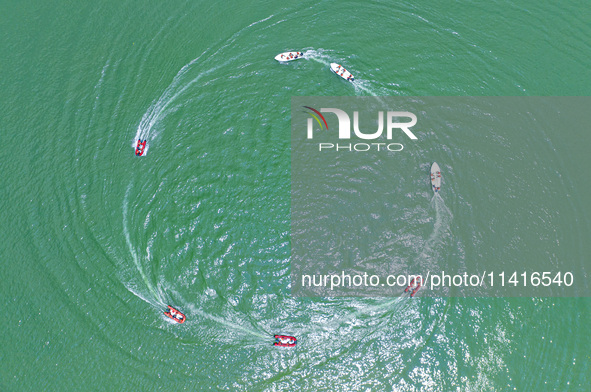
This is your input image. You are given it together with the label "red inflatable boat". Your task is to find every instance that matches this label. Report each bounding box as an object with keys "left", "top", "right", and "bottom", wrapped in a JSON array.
[
  {"left": 135, "top": 139, "right": 146, "bottom": 156},
  {"left": 274, "top": 335, "right": 297, "bottom": 347},
  {"left": 404, "top": 277, "right": 422, "bottom": 297},
  {"left": 404, "top": 277, "right": 416, "bottom": 293},
  {"left": 164, "top": 305, "right": 185, "bottom": 324}
]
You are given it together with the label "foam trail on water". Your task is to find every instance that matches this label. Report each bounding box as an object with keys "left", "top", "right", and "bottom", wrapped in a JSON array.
[
  {"left": 194, "top": 309, "right": 270, "bottom": 340},
  {"left": 175, "top": 299, "right": 270, "bottom": 340},
  {"left": 299, "top": 297, "right": 406, "bottom": 336},
  {"left": 132, "top": 14, "right": 280, "bottom": 149},
  {"left": 126, "top": 285, "right": 162, "bottom": 308},
  {"left": 350, "top": 297, "right": 405, "bottom": 317},
  {"left": 304, "top": 49, "right": 333, "bottom": 66},
  {"left": 353, "top": 81, "right": 389, "bottom": 105},
  {"left": 337, "top": 298, "right": 405, "bottom": 329},
  {"left": 354, "top": 81, "right": 377, "bottom": 96},
  {"left": 420, "top": 193, "right": 453, "bottom": 258},
  {"left": 132, "top": 56, "right": 229, "bottom": 155},
  {"left": 122, "top": 183, "right": 164, "bottom": 305}
]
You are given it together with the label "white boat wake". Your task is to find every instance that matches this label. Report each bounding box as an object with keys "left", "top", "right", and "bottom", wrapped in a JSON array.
[
  {"left": 420, "top": 193, "right": 453, "bottom": 260},
  {"left": 122, "top": 183, "right": 165, "bottom": 306}
]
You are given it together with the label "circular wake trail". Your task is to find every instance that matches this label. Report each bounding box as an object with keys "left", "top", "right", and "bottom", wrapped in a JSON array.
[
  {"left": 132, "top": 53, "right": 230, "bottom": 151},
  {"left": 133, "top": 14, "right": 280, "bottom": 149},
  {"left": 122, "top": 183, "right": 164, "bottom": 305}
]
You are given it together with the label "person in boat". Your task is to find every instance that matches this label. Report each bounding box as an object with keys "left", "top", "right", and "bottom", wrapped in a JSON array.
[
  {"left": 274, "top": 335, "right": 296, "bottom": 346},
  {"left": 137, "top": 140, "right": 146, "bottom": 155}
]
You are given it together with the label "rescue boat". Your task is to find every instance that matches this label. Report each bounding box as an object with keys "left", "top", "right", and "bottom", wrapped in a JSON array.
[
  {"left": 164, "top": 305, "right": 186, "bottom": 324},
  {"left": 404, "top": 278, "right": 416, "bottom": 293},
  {"left": 135, "top": 139, "right": 146, "bottom": 156},
  {"left": 274, "top": 335, "right": 297, "bottom": 347}
]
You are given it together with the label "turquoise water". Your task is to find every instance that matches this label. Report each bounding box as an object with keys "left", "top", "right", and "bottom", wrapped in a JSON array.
[{"left": 2, "top": 1, "right": 590, "bottom": 390}]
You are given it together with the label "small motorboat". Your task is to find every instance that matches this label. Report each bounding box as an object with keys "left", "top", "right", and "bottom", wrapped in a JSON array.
[
  {"left": 274, "top": 335, "right": 297, "bottom": 347},
  {"left": 430, "top": 162, "right": 441, "bottom": 193},
  {"left": 164, "top": 305, "right": 186, "bottom": 324},
  {"left": 135, "top": 139, "right": 146, "bottom": 156},
  {"left": 330, "top": 63, "right": 354, "bottom": 82},
  {"left": 274, "top": 51, "right": 304, "bottom": 62}
]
